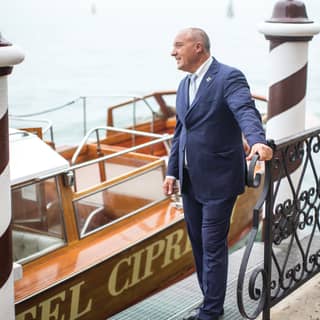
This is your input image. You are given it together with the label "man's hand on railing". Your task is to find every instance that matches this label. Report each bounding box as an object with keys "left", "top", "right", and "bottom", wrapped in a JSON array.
[{"left": 246, "top": 142, "right": 273, "bottom": 161}]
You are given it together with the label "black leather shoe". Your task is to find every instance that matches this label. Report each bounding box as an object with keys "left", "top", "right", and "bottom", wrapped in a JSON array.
[
  {"left": 183, "top": 316, "right": 199, "bottom": 320},
  {"left": 183, "top": 307, "right": 224, "bottom": 320},
  {"left": 183, "top": 316, "right": 220, "bottom": 320},
  {"left": 183, "top": 312, "right": 223, "bottom": 320}
]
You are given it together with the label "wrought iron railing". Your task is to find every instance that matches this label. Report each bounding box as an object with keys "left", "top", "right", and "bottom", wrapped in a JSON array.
[{"left": 237, "top": 126, "right": 320, "bottom": 320}]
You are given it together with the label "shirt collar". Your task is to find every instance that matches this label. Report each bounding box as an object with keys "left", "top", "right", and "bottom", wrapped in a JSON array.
[{"left": 191, "top": 56, "right": 213, "bottom": 79}]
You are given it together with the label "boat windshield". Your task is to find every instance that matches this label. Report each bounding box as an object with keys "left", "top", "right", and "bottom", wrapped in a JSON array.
[
  {"left": 65, "top": 126, "right": 171, "bottom": 238},
  {"left": 109, "top": 95, "right": 161, "bottom": 128},
  {"left": 72, "top": 151, "right": 167, "bottom": 238},
  {"left": 12, "top": 177, "right": 66, "bottom": 264}
]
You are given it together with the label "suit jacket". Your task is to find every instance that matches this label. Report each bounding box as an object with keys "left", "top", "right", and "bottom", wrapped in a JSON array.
[{"left": 167, "top": 58, "right": 266, "bottom": 200}]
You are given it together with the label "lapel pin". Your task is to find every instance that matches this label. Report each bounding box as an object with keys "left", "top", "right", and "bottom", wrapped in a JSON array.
[{"left": 206, "top": 76, "right": 212, "bottom": 82}]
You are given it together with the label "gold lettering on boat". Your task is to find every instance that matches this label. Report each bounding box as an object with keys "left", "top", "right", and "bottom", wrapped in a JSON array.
[
  {"left": 69, "top": 281, "right": 92, "bottom": 319},
  {"left": 143, "top": 239, "right": 166, "bottom": 278},
  {"left": 16, "top": 307, "right": 37, "bottom": 320},
  {"left": 108, "top": 256, "right": 131, "bottom": 296},
  {"left": 39, "top": 291, "right": 66, "bottom": 320},
  {"left": 130, "top": 249, "right": 145, "bottom": 287},
  {"left": 161, "top": 228, "right": 191, "bottom": 268},
  {"left": 108, "top": 228, "right": 191, "bottom": 296},
  {"left": 16, "top": 281, "right": 91, "bottom": 320}
]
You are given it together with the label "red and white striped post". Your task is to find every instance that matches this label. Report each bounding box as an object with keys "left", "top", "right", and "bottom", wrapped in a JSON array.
[
  {"left": 259, "top": 0, "right": 320, "bottom": 140},
  {"left": 0, "top": 34, "right": 24, "bottom": 319}
]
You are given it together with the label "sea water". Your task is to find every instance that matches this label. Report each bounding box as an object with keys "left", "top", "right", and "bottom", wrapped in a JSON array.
[{"left": 1, "top": 0, "right": 320, "bottom": 144}]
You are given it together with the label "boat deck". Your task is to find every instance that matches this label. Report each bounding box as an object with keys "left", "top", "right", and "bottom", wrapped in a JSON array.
[
  {"left": 111, "top": 231, "right": 320, "bottom": 320},
  {"left": 110, "top": 244, "right": 263, "bottom": 319}
]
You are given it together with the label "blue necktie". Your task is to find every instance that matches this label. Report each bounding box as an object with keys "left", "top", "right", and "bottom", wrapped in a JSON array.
[{"left": 189, "top": 74, "right": 198, "bottom": 106}]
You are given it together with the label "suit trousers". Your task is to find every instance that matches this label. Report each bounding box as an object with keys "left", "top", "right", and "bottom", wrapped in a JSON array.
[{"left": 182, "top": 168, "right": 237, "bottom": 320}]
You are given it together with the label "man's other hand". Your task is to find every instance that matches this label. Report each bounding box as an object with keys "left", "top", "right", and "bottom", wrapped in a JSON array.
[{"left": 163, "top": 177, "right": 178, "bottom": 196}]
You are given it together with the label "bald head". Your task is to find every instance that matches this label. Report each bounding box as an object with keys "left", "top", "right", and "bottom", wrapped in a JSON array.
[
  {"left": 171, "top": 27, "right": 211, "bottom": 73},
  {"left": 182, "top": 28, "right": 211, "bottom": 53}
]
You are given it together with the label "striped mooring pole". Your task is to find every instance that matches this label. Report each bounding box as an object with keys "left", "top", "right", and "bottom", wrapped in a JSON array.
[
  {"left": 259, "top": 0, "right": 320, "bottom": 140},
  {"left": 0, "top": 34, "right": 24, "bottom": 319}
]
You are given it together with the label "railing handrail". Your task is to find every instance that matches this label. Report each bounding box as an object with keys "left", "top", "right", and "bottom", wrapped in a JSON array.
[
  {"left": 69, "top": 132, "right": 171, "bottom": 172},
  {"left": 9, "top": 98, "right": 82, "bottom": 117},
  {"left": 11, "top": 132, "right": 172, "bottom": 189},
  {"left": 25, "top": 129, "right": 173, "bottom": 185},
  {"left": 9, "top": 94, "right": 155, "bottom": 118},
  {"left": 71, "top": 125, "right": 172, "bottom": 165},
  {"left": 237, "top": 152, "right": 273, "bottom": 319},
  {"left": 9, "top": 115, "right": 54, "bottom": 142}
]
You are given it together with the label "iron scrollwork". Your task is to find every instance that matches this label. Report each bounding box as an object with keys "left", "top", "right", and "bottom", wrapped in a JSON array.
[
  {"left": 237, "top": 128, "right": 320, "bottom": 319},
  {"left": 237, "top": 148, "right": 272, "bottom": 319}
]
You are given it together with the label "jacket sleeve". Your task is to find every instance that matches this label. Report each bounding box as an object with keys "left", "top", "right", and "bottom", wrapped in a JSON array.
[
  {"left": 223, "top": 68, "right": 267, "bottom": 147},
  {"left": 166, "top": 113, "right": 182, "bottom": 179}
]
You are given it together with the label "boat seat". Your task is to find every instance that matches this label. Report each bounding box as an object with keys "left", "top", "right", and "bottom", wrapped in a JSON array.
[{"left": 12, "top": 230, "right": 65, "bottom": 264}]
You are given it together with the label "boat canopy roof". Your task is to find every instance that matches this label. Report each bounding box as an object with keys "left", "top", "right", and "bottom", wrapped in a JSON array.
[{"left": 9, "top": 129, "right": 69, "bottom": 186}]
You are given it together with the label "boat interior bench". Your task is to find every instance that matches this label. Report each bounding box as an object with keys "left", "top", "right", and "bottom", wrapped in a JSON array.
[
  {"left": 12, "top": 229, "right": 65, "bottom": 264},
  {"left": 76, "top": 191, "right": 152, "bottom": 234}
]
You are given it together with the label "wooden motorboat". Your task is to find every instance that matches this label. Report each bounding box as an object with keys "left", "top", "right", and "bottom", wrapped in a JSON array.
[
  {"left": 98, "top": 90, "right": 266, "bottom": 245},
  {"left": 12, "top": 129, "right": 193, "bottom": 320},
  {"left": 10, "top": 91, "right": 266, "bottom": 320}
]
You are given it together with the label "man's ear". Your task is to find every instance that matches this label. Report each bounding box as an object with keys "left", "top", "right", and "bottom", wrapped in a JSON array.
[{"left": 195, "top": 42, "right": 203, "bottom": 53}]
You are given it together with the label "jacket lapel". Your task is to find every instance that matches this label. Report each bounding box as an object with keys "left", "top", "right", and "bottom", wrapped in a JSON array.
[
  {"left": 187, "top": 58, "right": 219, "bottom": 114},
  {"left": 177, "top": 76, "right": 190, "bottom": 120}
]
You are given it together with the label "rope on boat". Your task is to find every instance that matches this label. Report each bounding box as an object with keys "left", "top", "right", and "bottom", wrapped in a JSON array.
[{"left": 9, "top": 97, "right": 82, "bottom": 117}]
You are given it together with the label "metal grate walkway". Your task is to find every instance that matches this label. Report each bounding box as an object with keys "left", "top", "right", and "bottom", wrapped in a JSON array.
[{"left": 110, "top": 243, "right": 265, "bottom": 320}]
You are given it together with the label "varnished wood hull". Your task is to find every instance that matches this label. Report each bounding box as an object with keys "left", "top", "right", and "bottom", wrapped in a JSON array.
[{"left": 15, "top": 219, "right": 193, "bottom": 320}]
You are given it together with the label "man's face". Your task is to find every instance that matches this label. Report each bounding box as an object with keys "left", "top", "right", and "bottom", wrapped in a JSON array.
[{"left": 171, "top": 31, "right": 199, "bottom": 73}]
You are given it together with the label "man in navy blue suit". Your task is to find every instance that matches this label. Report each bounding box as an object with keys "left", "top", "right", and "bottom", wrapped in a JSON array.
[{"left": 163, "top": 28, "right": 273, "bottom": 320}]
